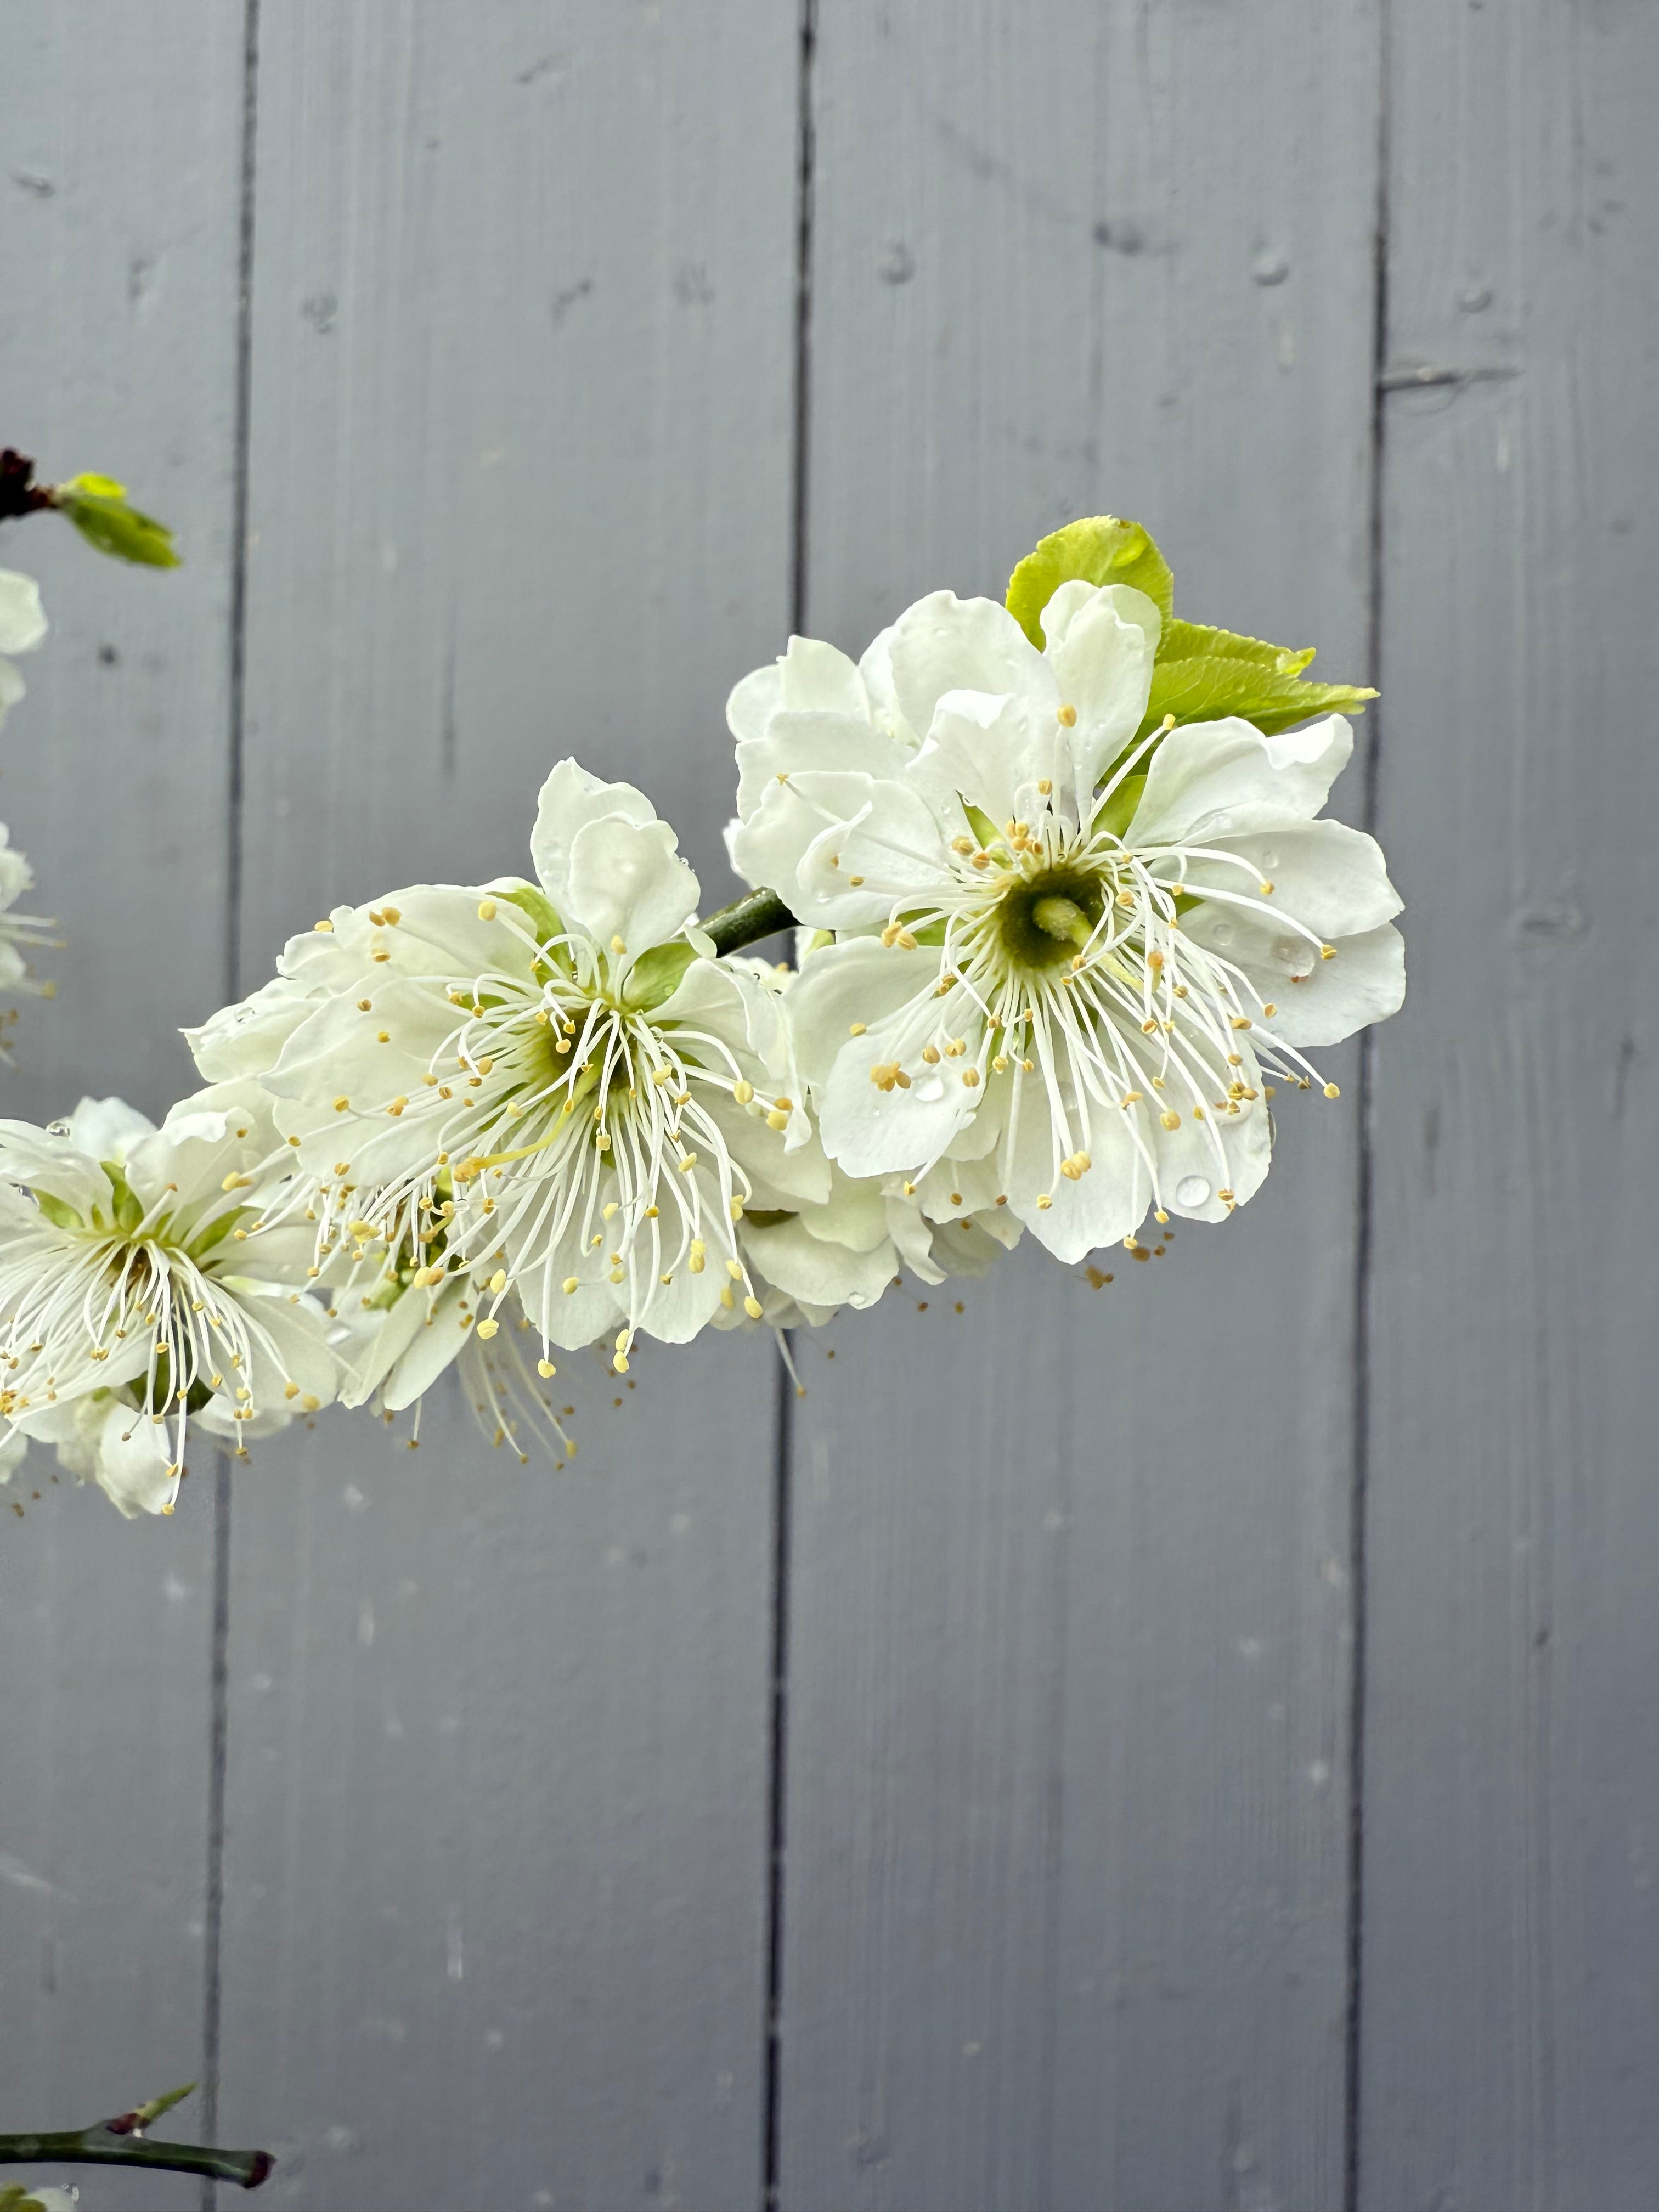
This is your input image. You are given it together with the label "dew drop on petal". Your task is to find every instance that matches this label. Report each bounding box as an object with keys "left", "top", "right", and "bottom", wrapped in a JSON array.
[
  {"left": 916, "top": 1076, "right": 945, "bottom": 1102},
  {"left": 1273, "top": 937, "right": 1299, "bottom": 962},
  {"left": 1259, "top": 847, "right": 1280, "bottom": 871},
  {"left": 1210, "top": 921, "right": 1234, "bottom": 947},
  {"left": 47, "top": 1120, "right": 70, "bottom": 1138},
  {"left": 1175, "top": 1175, "right": 1211, "bottom": 1208}
]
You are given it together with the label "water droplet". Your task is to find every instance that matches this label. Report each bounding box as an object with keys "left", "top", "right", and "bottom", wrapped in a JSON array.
[
  {"left": 1273, "top": 938, "right": 1299, "bottom": 962},
  {"left": 1210, "top": 921, "right": 1234, "bottom": 947},
  {"left": 916, "top": 1076, "right": 945, "bottom": 1102},
  {"left": 1259, "top": 845, "right": 1280, "bottom": 870},
  {"left": 1251, "top": 247, "right": 1290, "bottom": 286},
  {"left": 1175, "top": 1174, "right": 1211, "bottom": 1208},
  {"left": 46, "top": 1120, "right": 69, "bottom": 1138}
]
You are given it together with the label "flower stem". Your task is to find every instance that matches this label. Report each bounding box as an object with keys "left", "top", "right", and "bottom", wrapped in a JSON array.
[
  {"left": 701, "top": 887, "right": 798, "bottom": 957},
  {"left": 0, "top": 2095, "right": 272, "bottom": 2191}
]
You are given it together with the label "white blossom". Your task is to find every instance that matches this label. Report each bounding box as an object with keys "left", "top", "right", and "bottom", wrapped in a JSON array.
[
  {"left": 728, "top": 586, "right": 1404, "bottom": 1263},
  {"left": 0, "top": 568, "right": 47, "bottom": 730},
  {"left": 0, "top": 1087, "right": 335, "bottom": 1516},
  {"left": 191, "top": 763, "right": 827, "bottom": 1380}
]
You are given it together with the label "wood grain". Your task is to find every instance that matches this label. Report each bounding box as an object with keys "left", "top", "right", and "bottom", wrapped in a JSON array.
[
  {"left": 780, "top": 3, "right": 1381, "bottom": 2205},
  {"left": 1360, "top": 2, "right": 1659, "bottom": 2204},
  {"left": 214, "top": 7, "right": 798, "bottom": 2204},
  {"left": 0, "top": 7, "right": 245, "bottom": 2202}
]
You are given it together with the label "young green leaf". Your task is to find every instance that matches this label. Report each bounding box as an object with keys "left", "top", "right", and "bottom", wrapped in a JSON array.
[
  {"left": 1006, "top": 515, "right": 1175, "bottom": 644},
  {"left": 1140, "top": 618, "right": 1375, "bottom": 739},
  {"left": 52, "top": 474, "right": 180, "bottom": 568}
]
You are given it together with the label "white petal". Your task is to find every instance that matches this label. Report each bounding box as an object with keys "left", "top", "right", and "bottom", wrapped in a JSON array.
[
  {"left": 0, "top": 569, "right": 47, "bottom": 656},
  {"left": 66, "top": 1095, "right": 156, "bottom": 1165},
  {"left": 726, "top": 661, "right": 786, "bottom": 744},
  {"left": 1179, "top": 820, "right": 1402, "bottom": 941},
  {"left": 1041, "top": 582, "right": 1160, "bottom": 789},
  {"left": 0, "top": 656, "right": 22, "bottom": 726},
  {"left": 905, "top": 690, "right": 1063, "bottom": 834},
  {"left": 1128, "top": 713, "right": 1355, "bottom": 845},
  {"left": 186, "top": 973, "right": 317, "bottom": 1082},
  {"left": 816, "top": 1000, "right": 987, "bottom": 1179},
  {"left": 92, "top": 1403, "right": 180, "bottom": 1519},
  {"left": 743, "top": 1212, "right": 896, "bottom": 1308},
  {"left": 529, "top": 759, "right": 658, "bottom": 911},
  {"left": 999, "top": 1073, "right": 1145, "bottom": 1261},
  {"left": 889, "top": 591, "right": 1052, "bottom": 743},
  {"left": 1181, "top": 907, "right": 1406, "bottom": 1047},
  {"left": 792, "top": 776, "right": 952, "bottom": 921},
  {"left": 563, "top": 812, "right": 699, "bottom": 958},
  {"left": 733, "top": 709, "right": 910, "bottom": 823},
  {"left": 786, "top": 936, "right": 941, "bottom": 1089}
]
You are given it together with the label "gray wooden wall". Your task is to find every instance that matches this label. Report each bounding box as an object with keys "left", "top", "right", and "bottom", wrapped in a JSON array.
[{"left": 2, "top": 3, "right": 1654, "bottom": 2208}]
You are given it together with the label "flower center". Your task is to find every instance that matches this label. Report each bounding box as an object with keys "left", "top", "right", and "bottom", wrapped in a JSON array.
[{"left": 992, "top": 861, "right": 1107, "bottom": 971}]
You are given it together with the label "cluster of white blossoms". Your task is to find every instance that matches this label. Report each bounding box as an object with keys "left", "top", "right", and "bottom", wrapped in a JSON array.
[{"left": 0, "top": 518, "right": 1404, "bottom": 1520}]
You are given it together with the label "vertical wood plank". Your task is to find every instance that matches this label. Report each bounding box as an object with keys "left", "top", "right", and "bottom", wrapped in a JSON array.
[
  {"left": 216, "top": 8, "right": 799, "bottom": 2205},
  {"left": 780, "top": 3, "right": 1381, "bottom": 2205},
  {"left": 1361, "top": 4, "right": 1659, "bottom": 2205},
  {"left": 0, "top": 7, "right": 245, "bottom": 2201}
]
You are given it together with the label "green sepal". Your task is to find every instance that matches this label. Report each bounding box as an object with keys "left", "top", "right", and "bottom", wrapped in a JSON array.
[
  {"left": 501, "top": 884, "right": 562, "bottom": 948},
  {"left": 623, "top": 940, "right": 698, "bottom": 1011},
  {"left": 2, "top": 2185, "right": 52, "bottom": 2211},
  {"left": 1139, "top": 618, "right": 1375, "bottom": 740},
  {"left": 35, "top": 1190, "right": 82, "bottom": 1232},
  {"left": 1006, "top": 515, "right": 1174, "bottom": 646},
  {"left": 101, "top": 1166, "right": 144, "bottom": 1234},
  {"left": 1093, "top": 772, "right": 1146, "bottom": 840},
  {"left": 54, "top": 473, "right": 180, "bottom": 568}
]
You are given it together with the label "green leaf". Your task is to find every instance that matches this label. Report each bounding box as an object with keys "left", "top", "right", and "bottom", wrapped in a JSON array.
[
  {"left": 1006, "top": 515, "right": 1375, "bottom": 741},
  {"left": 1141, "top": 618, "right": 1375, "bottom": 740},
  {"left": 53, "top": 473, "right": 180, "bottom": 568},
  {"left": 1006, "top": 515, "right": 1173, "bottom": 646}
]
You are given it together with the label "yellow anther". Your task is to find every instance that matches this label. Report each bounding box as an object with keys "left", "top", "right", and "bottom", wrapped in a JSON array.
[
  {"left": 731, "top": 1079, "right": 755, "bottom": 1104},
  {"left": 1036, "top": 1193, "right": 1052, "bottom": 1210},
  {"left": 743, "top": 1296, "right": 764, "bottom": 1319},
  {"left": 476, "top": 1318, "right": 499, "bottom": 1340},
  {"left": 971, "top": 851, "right": 991, "bottom": 870},
  {"left": 387, "top": 1097, "right": 407, "bottom": 1116},
  {"left": 766, "top": 1110, "right": 788, "bottom": 1130},
  {"left": 1321, "top": 944, "right": 1336, "bottom": 960},
  {"left": 284, "top": 1381, "right": 300, "bottom": 1401},
  {"left": 611, "top": 934, "right": 627, "bottom": 956},
  {"left": 333, "top": 1095, "right": 351, "bottom": 1111},
  {"left": 538, "top": 1358, "right": 556, "bottom": 1378},
  {"left": 301, "top": 1393, "right": 321, "bottom": 1412},
  {"left": 1160, "top": 1109, "right": 1182, "bottom": 1131},
  {"left": 1324, "top": 1082, "right": 1341, "bottom": 1100},
  {"left": 563, "top": 1277, "right": 580, "bottom": 1294},
  {"left": 478, "top": 899, "right": 497, "bottom": 920},
  {"left": 314, "top": 918, "right": 334, "bottom": 932},
  {"left": 680, "top": 1152, "right": 698, "bottom": 1171},
  {"left": 721, "top": 1285, "right": 736, "bottom": 1310},
  {"left": 951, "top": 836, "right": 975, "bottom": 855},
  {"left": 726, "top": 1257, "right": 745, "bottom": 1279},
  {"left": 962, "top": 1067, "right": 980, "bottom": 1088},
  {"left": 1263, "top": 1001, "right": 1277, "bottom": 1017},
  {"left": 489, "top": 1268, "right": 507, "bottom": 1293},
  {"left": 1037, "top": 778, "right": 1052, "bottom": 795},
  {"left": 848, "top": 1023, "right": 866, "bottom": 1037},
  {"left": 1057, "top": 703, "right": 1077, "bottom": 727},
  {"left": 848, "top": 873, "right": 865, "bottom": 887},
  {"left": 922, "top": 1045, "right": 941, "bottom": 1065}
]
